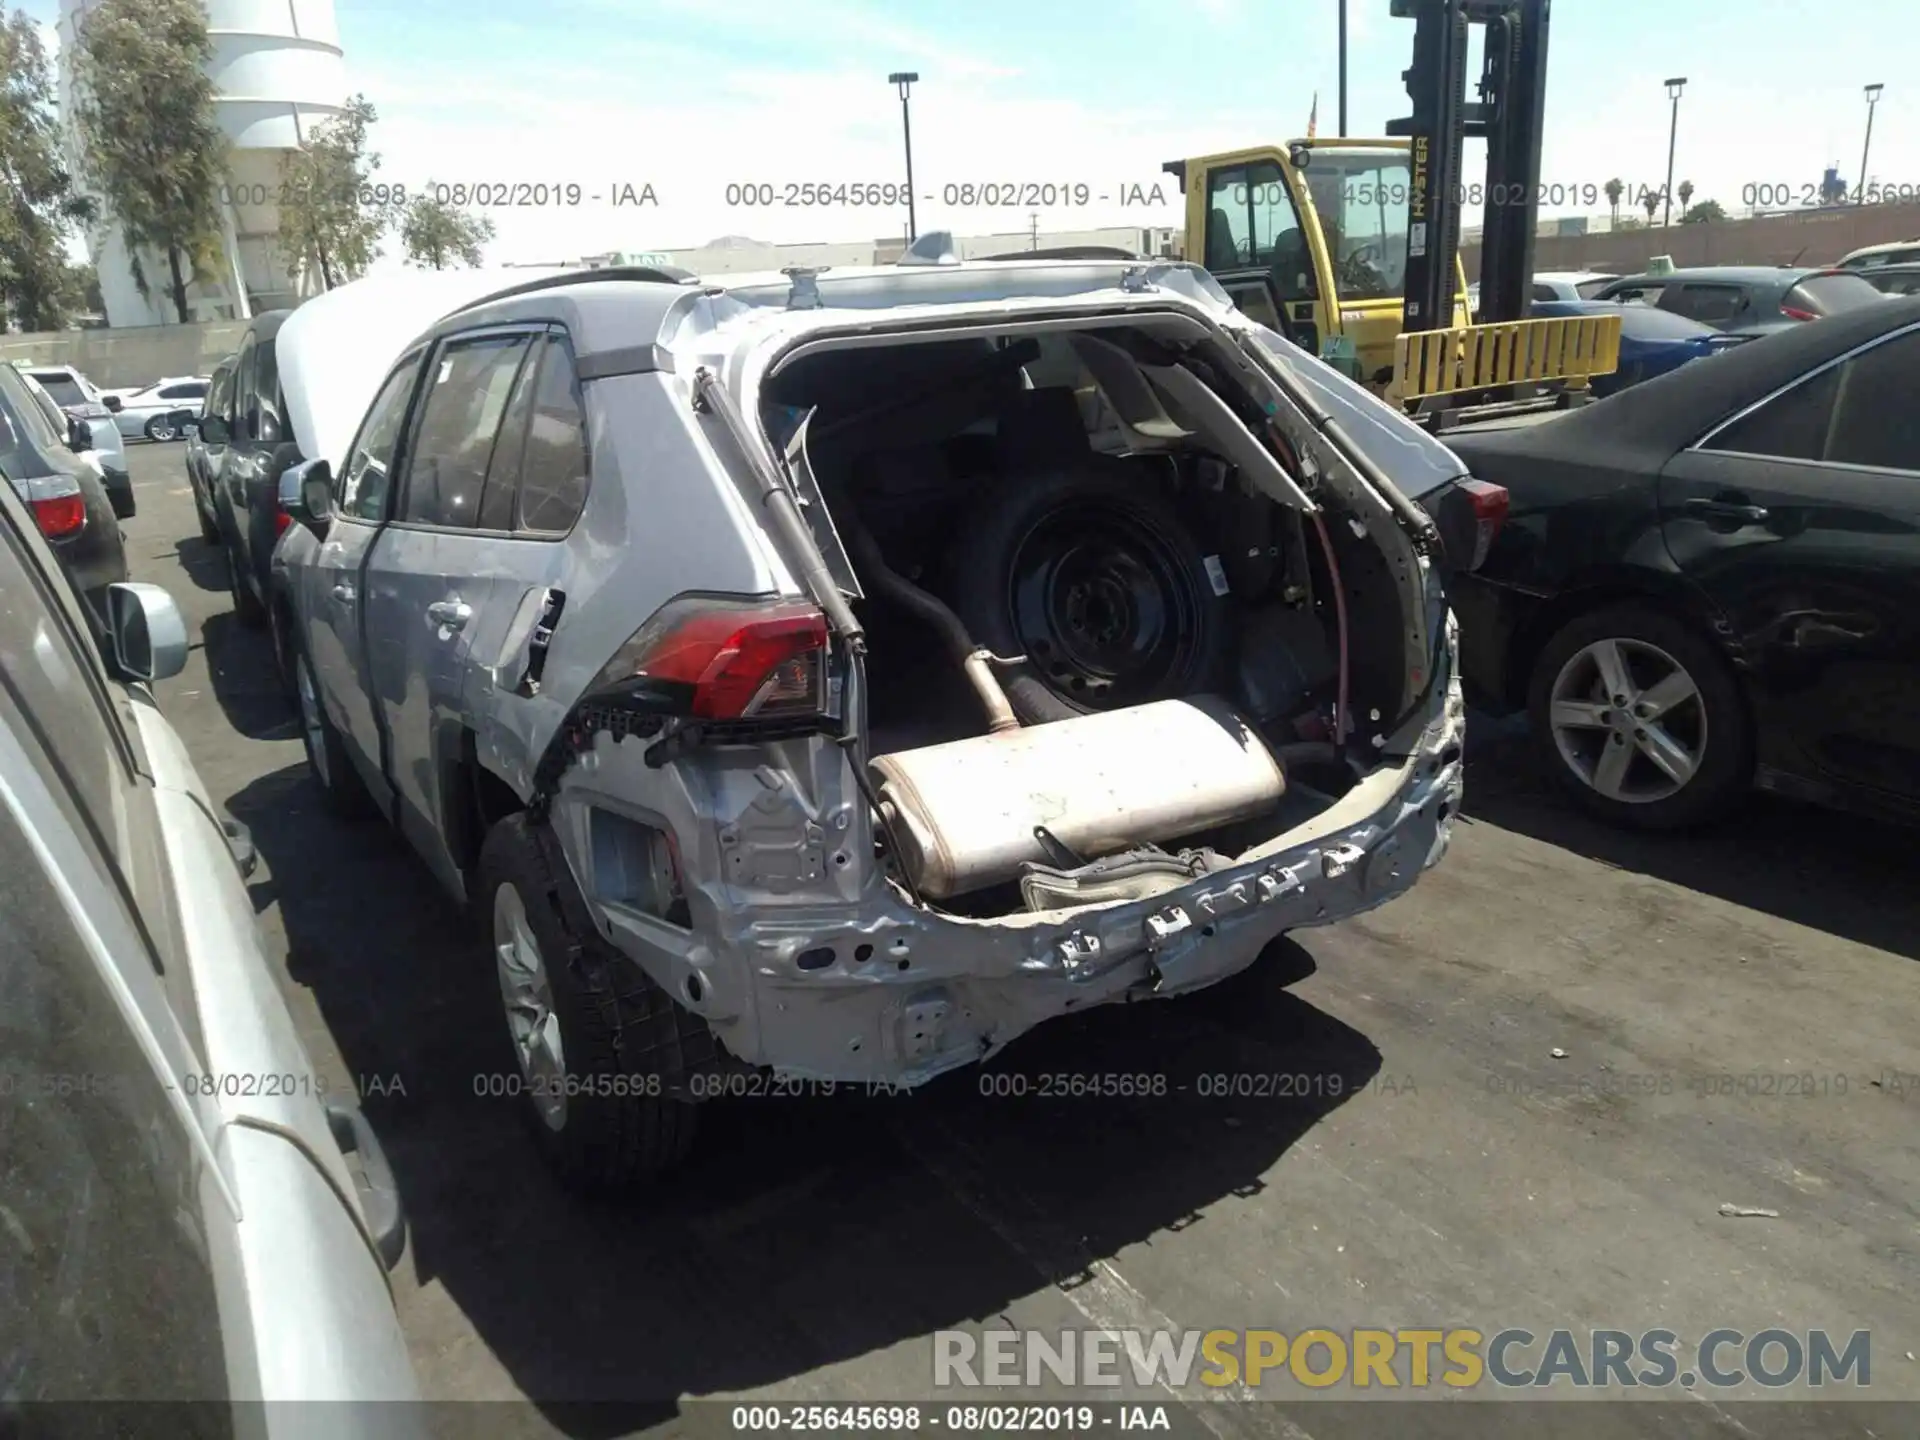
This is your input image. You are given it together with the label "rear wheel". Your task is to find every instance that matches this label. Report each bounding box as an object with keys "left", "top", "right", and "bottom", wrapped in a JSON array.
[
  {"left": 948, "top": 464, "right": 1232, "bottom": 724},
  {"left": 478, "top": 814, "right": 699, "bottom": 1191},
  {"left": 144, "top": 414, "right": 179, "bottom": 442},
  {"left": 294, "top": 644, "right": 374, "bottom": 819},
  {"left": 1527, "top": 602, "right": 1751, "bottom": 830}
]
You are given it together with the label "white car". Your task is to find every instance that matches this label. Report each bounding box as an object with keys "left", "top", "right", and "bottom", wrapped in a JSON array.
[
  {"left": 1531, "top": 271, "right": 1620, "bottom": 302},
  {"left": 105, "top": 375, "right": 212, "bottom": 442}
]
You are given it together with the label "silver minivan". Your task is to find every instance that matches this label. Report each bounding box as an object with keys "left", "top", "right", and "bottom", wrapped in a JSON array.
[
  {"left": 273, "top": 254, "right": 1486, "bottom": 1190},
  {"left": 0, "top": 472, "right": 419, "bottom": 1422}
]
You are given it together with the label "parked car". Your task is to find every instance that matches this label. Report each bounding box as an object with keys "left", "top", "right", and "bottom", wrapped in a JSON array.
[
  {"left": 1447, "top": 295, "right": 1920, "bottom": 830},
  {"left": 1529, "top": 299, "right": 1752, "bottom": 396},
  {"left": 185, "top": 356, "right": 238, "bottom": 545},
  {"left": 190, "top": 313, "right": 296, "bottom": 634},
  {"left": 0, "top": 359, "right": 127, "bottom": 619},
  {"left": 0, "top": 475, "right": 421, "bottom": 1420},
  {"left": 20, "top": 363, "right": 133, "bottom": 516},
  {"left": 269, "top": 259, "right": 1480, "bottom": 1189},
  {"left": 105, "top": 375, "right": 211, "bottom": 442},
  {"left": 1835, "top": 238, "right": 1920, "bottom": 271},
  {"left": 1857, "top": 262, "right": 1920, "bottom": 298},
  {"left": 18, "top": 368, "right": 137, "bottom": 522},
  {"left": 1531, "top": 270, "right": 1619, "bottom": 303},
  {"left": 1590, "top": 266, "right": 1885, "bottom": 336}
]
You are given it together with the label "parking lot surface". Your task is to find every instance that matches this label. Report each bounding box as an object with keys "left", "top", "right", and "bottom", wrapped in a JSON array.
[{"left": 122, "top": 446, "right": 1919, "bottom": 1437}]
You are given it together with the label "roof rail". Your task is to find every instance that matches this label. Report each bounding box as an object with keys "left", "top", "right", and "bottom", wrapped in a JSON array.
[{"left": 447, "top": 264, "right": 700, "bottom": 314}]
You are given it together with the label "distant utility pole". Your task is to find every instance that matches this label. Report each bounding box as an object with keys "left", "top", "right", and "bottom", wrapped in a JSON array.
[
  {"left": 1662, "top": 77, "right": 1687, "bottom": 228},
  {"left": 1859, "top": 83, "right": 1885, "bottom": 203},
  {"left": 888, "top": 71, "right": 920, "bottom": 241}
]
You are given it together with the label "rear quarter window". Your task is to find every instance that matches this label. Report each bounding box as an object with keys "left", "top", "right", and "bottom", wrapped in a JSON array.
[{"left": 1786, "top": 274, "right": 1884, "bottom": 316}]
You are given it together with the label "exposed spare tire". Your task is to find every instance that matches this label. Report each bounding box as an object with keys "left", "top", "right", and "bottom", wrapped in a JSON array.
[{"left": 948, "top": 462, "right": 1233, "bottom": 725}]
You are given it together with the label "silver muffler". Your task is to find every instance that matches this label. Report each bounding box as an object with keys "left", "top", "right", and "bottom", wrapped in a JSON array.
[{"left": 869, "top": 695, "right": 1286, "bottom": 899}]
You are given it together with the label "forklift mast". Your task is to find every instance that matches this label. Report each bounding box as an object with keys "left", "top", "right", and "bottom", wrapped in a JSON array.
[{"left": 1387, "top": 0, "right": 1552, "bottom": 331}]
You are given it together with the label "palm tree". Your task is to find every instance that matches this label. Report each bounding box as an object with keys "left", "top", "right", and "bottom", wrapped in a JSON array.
[
  {"left": 1605, "top": 177, "right": 1624, "bottom": 227},
  {"left": 1643, "top": 186, "right": 1661, "bottom": 224},
  {"left": 1678, "top": 180, "right": 1694, "bottom": 217}
]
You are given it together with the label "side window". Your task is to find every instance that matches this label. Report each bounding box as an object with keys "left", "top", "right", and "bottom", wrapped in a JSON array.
[
  {"left": 1204, "top": 166, "right": 1254, "bottom": 269},
  {"left": 1203, "top": 162, "right": 1313, "bottom": 300},
  {"left": 514, "top": 333, "right": 593, "bottom": 534},
  {"left": 1608, "top": 283, "right": 1664, "bottom": 307},
  {"left": 250, "top": 345, "right": 281, "bottom": 445},
  {"left": 158, "top": 382, "right": 206, "bottom": 402},
  {"left": 233, "top": 339, "right": 258, "bottom": 440},
  {"left": 475, "top": 339, "right": 543, "bottom": 532},
  {"left": 204, "top": 368, "right": 232, "bottom": 427},
  {"left": 400, "top": 333, "right": 535, "bottom": 529},
  {"left": 1825, "top": 330, "right": 1920, "bottom": 472},
  {"left": 1663, "top": 285, "right": 1746, "bottom": 324},
  {"left": 1532, "top": 283, "right": 1558, "bottom": 302},
  {"left": 337, "top": 355, "right": 425, "bottom": 522},
  {"left": 1704, "top": 366, "right": 1841, "bottom": 461},
  {"left": 0, "top": 770, "right": 233, "bottom": 1417}
]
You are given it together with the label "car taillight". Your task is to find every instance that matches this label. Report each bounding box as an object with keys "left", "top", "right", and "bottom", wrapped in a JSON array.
[
  {"left": 1781, "top": 305, "right": 1819, "bottom": 322},
  {"left": 274, "top": 503, "right": 292, "bottom": 535},
  {"left": 589, "top": 597, "right": 830, "bottom": 720},
  {"left": 29, "top": 492, "right": 86, "bottom": 539},
  {"left": 1428, "top": 477, "right": 1509, "bottom": 573}
]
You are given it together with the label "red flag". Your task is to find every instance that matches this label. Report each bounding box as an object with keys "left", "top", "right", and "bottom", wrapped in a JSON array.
[{"left": 1307, "top": 91, "right": 1319, "bottom": 139}]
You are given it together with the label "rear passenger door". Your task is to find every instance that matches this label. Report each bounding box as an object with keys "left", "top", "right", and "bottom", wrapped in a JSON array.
[{"left": 363, "top": 327, "right": 549, "bottom": 895}]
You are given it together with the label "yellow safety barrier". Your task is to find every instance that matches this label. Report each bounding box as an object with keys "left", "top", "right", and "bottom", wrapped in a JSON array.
[{"left": 1388, "top": 313, "right": 1622, "bottom": 407}]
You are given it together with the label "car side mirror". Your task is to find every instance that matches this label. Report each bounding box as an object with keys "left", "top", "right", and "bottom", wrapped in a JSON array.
[
  {"left": 101, "top": 394, "right": 123, "bottom": 412},
  {"left": 105, "top": 582, "right": 189, "bottom": 683},
  {"left": 283, "top": 457, "right": 333, "bottom": 532},
  {"left": 196, "top": 413, "right": 230, "bottom": 445},
  {"left": 66, "top": 415, "right": 93, "bottom": 452}
]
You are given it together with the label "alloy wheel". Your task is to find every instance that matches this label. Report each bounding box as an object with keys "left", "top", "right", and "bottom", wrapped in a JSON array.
[{"left": 1547, "top": 636, "right": 1706, "bottom": 804}]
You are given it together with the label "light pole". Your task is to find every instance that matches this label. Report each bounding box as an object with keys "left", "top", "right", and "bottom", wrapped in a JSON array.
[
  {"left": 1662, "top": 77, "right": 1687, "bottom": 229},
  {"left": 1859, "top": 83, "right": 1885, "bottom": 203},
  {"left": 1337, "top": 0, "right": 1348, "bottom": 136},
  {"left": 889, "top": 71, "right": 920, "bottom": 241}
]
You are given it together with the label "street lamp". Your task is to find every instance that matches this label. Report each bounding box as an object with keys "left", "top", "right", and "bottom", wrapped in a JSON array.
[
  {"left": 888, "top": 71, "right": 920, "bottom": 241},
  {"left": 1662, "top": 77, "right": 1687, "bottom": 229},
  {"left": 1859, "top": 83, "right": 1885, "bottom": 204}
]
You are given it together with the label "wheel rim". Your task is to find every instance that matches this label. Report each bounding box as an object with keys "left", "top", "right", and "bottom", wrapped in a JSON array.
[
  {"left": 1548, "top": 636, "right": 1707, "bottom": 804},
  {"left": 295, "top": 656, "right": 331, "bottom": 787},
  {"left": 149, "top": 420, "right": 175, "bottom": 441},
  {"left": 1004, "top": 500, "right": 1205, "bottom": 709},
  {"left": 493, "top": 882, "right": 568, "bottom": 1131}
]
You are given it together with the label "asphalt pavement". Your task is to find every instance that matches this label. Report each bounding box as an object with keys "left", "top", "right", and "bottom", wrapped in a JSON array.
[{"left": 119, "top": 445, "right": 1920, "bottom": 1439}]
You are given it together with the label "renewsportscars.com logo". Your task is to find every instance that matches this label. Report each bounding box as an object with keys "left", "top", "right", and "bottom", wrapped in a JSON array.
[{"left": 933, "top": 1328, "right": 1873, "bottom": 1392}]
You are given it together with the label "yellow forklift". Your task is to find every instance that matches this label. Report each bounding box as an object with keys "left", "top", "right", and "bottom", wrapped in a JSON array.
[{"left": 1164, "top": 0, "right": 1619, "bottom": 430}]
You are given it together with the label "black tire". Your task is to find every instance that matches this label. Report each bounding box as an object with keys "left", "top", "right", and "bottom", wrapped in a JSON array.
[
  {"left": 227, "top": 543, "right": 267, "bottom": 628},
  {"left": 1526, "top": 602, "right": 1751, "bottom": 830},
  {"left": 478, "top": 814, "right": 700, "bottom": 1191},
  {"left": 947, "top": 463, "right": 1233, "bottom": 724},
  {"left": 293, "top": 642, "right": 375, "bottom": 819},
  {"left": 144, "top": 414, "right": 178, "bottom": 442}
]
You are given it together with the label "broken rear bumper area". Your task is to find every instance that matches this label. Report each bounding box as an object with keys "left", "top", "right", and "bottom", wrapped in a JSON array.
[{"left": 550, "top": 664, "right": 1465, "bottom": 1091}]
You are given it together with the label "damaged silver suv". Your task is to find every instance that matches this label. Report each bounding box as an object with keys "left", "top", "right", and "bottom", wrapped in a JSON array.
[{"left": 272, "top": 250, "right": 1494, "bottom": 1189}]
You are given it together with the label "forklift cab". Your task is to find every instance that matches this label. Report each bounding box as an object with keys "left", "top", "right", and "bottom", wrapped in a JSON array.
[{"left": 1174, "top": 138, "right": 1470, "bottom": 388}]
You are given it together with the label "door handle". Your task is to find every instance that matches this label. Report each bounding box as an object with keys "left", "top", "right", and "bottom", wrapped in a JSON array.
[
  {"left": 427, "top": 600, "right": 472, "bottom": 630},
  {"left": 331, "top": 583, "right": 355, "bottom": 603},
  {"left": 1682, "top": 496, "right": 1770, "bottom": 524}
]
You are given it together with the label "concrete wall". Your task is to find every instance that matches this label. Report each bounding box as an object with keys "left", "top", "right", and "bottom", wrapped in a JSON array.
[
  {"left": 1462, "top": 201, "right": 1920, "bottom": 280},
  {"left": 0, "top": 319, "right": 251, "bottom": 388}
]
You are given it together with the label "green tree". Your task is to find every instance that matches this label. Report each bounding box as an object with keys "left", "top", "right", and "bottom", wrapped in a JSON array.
[
  {"left": 70, "top": 0, "right": 228, "bottom": 324},
  {"left": 1604, "top": 177, "right": 1623, "bottom": 226},
  {"left": 0, "top": 8, "right": 99, "bottom": 331},
  {"left": 1677, "top": 180, "right": 1694, "bottom": 216},
  {"left": 277, "top": 95, "right": 397, "bottom": 289},
  {"left": 398, "top": 187, "right": 494, "bottom": 269},
  {"left": 1678, "top": 198, "right": 1727, "bottom": 225}
]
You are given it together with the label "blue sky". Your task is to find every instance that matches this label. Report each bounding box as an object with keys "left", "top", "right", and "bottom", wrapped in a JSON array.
[{"left": 22, "top": 0, "right": 1920, "bottom": 266}]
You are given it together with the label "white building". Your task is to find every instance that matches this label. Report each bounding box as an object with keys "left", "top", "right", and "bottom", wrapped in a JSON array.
[{"left": 58, "top": 0, "right": 349, "bottom": 326}]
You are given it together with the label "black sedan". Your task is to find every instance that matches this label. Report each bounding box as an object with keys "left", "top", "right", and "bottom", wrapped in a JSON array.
[
  {"left": 1447, "top": 295, "right": 1920, "bottom": 830},
  {"left": 1590, "top": 266, "right": 1885, "bottom": 337}
]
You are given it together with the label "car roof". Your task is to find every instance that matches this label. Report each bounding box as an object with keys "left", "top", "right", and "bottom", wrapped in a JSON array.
[
  {"left": 1451, "top": 294, "right": 1920, "bottom": 468},
  {"left": 1602, "top": 266, "right": 1827, "bottom": 285},
  {"left": 1536, "top": 271, "right": 1616, "bottom": 282},
  {"left": 1840, "top": 238, "right": 1920, "bottom": 261}
]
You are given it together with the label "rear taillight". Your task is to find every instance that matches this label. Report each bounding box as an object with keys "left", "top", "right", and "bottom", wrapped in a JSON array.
[
  {"left": 1781, "top": 306, "right": 1819, "bottom": 322},
  {"left": 273, "top": 503, "right": 292, "bottom": 535},
  {"left": 29, "top": 491, "right": 86, "bottom": 540},
  {"left": 1429, "top": 477, "right": 1509, "bottom": 573},
  {"left": 590, "top": 597, "right": 830, "bottom": 721}
]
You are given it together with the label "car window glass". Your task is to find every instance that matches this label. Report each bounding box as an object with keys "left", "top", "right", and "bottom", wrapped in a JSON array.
[
  {"left": 250, "top": 344, "right": 281, "bottom": 445},
  {"left": 1574, "top": 278, "right": 1615, "bottom": 299},
  {"left": 1665, "top": 285, "right": 1746, "bottom": 324},
  {"left": 1824, "top": 330, "right": 1920, "bottom": 472},
  {"left": 338, "top": 355, "right": 425, "bottom": 522},
  {"left": 476, "top": 339, "right": 543, "bottom": 531},
  {"left": 0, "top": 364, "right": 63, "bottom": 453},
  {"left": 1608, "top": 283, "right": 1664, "bottom": 306},
  {"left": 515, "top": 334, "right": 592, "bottom": 534},
  {"left": 31, "top": 374, "right": 88, "bottom": 408},
  {"left": 0, "top": 772, "right": 234, "bottom": 1416},
  {"left": 158, "top": 383, "right": 204, "bottom": 401},
  {"left": 206, "top": 366, "right": 234, "bottom": 425},
  {"left": 233, "top": 340, "right": 258, "bottom": 439},
  {"left": 401, "top": 333, "right": 534, "bottom": 529},
  {"left": 1704, "top": 365, "right": 1841, "bottom": 461},
  {"left": 1785, "top": 274, "right": 1882, "bottom": 317},
  {"left": 1531, "top": 284, "right": 1557, "bottom": 302}
]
